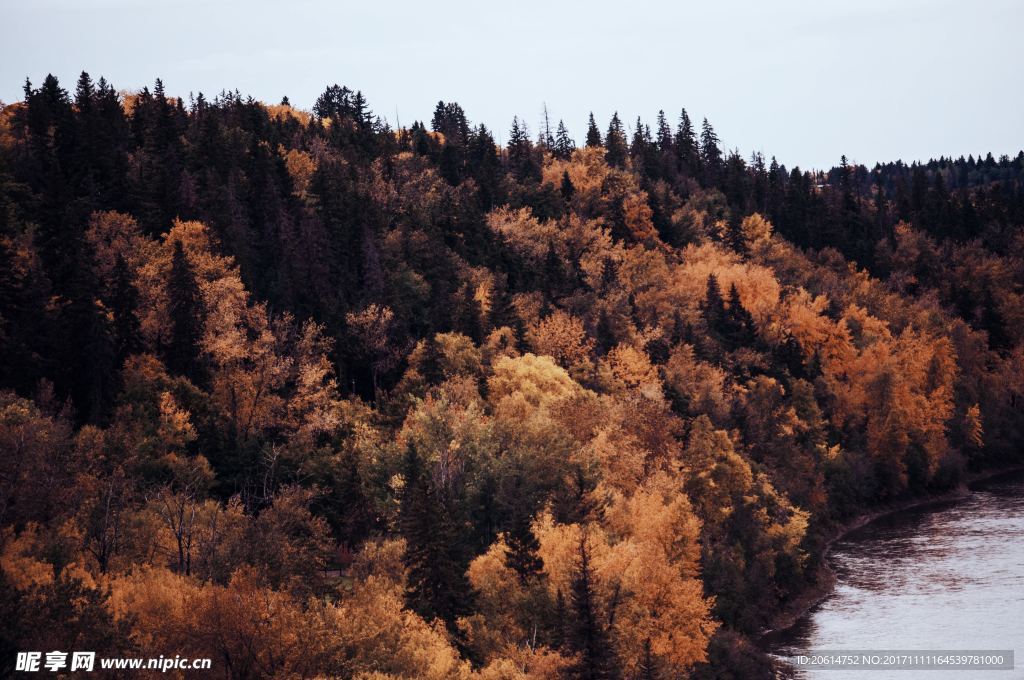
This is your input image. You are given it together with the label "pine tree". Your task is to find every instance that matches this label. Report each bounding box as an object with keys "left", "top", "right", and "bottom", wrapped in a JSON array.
[
  {"left": 767, "top": 155, "right": 785, "bottom": 222},
  {"left": 552, "top": 588, "right": 568, "bottom": 651},
  {"left": 63, "top": 259, "right": 117, "bottom": 424},
  {"left": 74, "top": 71, "right": 94, "bottom": 116},
  {"left": 585, "top": 113, "right": 602, "bottom": 148},
  {"left": 109, "top": 253, "right": 140, "bottom": 362},
  {"left": 567, "top": 536, "right": 619, "bottom": 680},
  {"left": 595, "top": 308, "right": 616, "bottom": 355},
  {"left": 554, "top": 120, "right": 576, "bottom": 159},
  {"left": 508, "top": 116, "right": 539, "bottom": 179},
  {"left": 629, "top": 117, "right": 654, "bottom": 174},
  {"left": 467, "top": 124, "right": 501, "bottom": 209},
  {"left": 700, "top": 117, "right": 722, "bottom": 185},
  {"left": 451, "top": 282, "right": 482, "bottom": 342},
  {"left": 723, "top": 283, "right": 756, "bottom": 347},
  {"left": 560, "top": 170, "right": 577, "bottom": 200},
  {"left": 327, "top": 445, "right": 377, "bottom": 548},
  {"left": 637, "top": 638, "right": 658, "bottom": 680},
  {"left": 656, "top": 110, "right": 673, "bottom": 153},
  {"left": 420, "top": 333, "right": 445, "bottom": 385},
  {"left": 166, "top": 240, "right": 204, "bottom": 380},
  {"left": 400, "top": 444, "right": 474, "bottom": 631},
  {"left": 675, "top": 108, "right": 698, "bottom": 178},
  {"left": 544, "top": 241, "right": 565, "bottom": 297},
  {"left": 701, "top": 274, "right": 727, "bottom": 338},
  {"left": 503, "top": 507, "right": 544, "bottom": 584},
  {"left": 598, "top": 257, "right": 618, "bottom": 294},
  {"left": 670, "top": 310, "right": 691, "bottom": 346},
  {"left": 552, "top": 465, "right": 604, "bottom": 525},
  {"left": 604, "top": 113, "right": 628, "bottom": 168}
]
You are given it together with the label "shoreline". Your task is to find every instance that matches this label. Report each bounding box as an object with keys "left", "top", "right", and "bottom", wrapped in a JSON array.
[{"left": 759, "top": 463, "right": 1024, "bottom": 641}]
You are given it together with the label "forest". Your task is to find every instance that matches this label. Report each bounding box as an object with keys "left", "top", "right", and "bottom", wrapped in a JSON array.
[{"left": 1, "top": 72, "right": 1023, "bottom": 678}]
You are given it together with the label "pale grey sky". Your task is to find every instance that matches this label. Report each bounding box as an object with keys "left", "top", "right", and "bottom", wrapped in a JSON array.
[{"left": 2, "top": 0, "right": 1020, "bottom": 169}]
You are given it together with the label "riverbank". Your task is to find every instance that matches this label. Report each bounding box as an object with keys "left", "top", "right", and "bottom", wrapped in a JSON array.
[{"left": 760, "top": 463, "right": 1024, "bottom": 639}]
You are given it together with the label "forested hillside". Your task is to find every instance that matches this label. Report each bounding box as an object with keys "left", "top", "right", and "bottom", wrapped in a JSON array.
[{"left": 1, "top": 73, "right": 1023, "bottom": 678}]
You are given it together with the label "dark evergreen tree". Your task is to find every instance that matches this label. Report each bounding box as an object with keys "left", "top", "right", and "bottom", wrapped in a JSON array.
[
  {"left": 701, "top": 274, "right": 727, "bottom": 344},
  {"left": 552, "top": 465, "right": 604, "bottom": 525},
  {"left": 420, "top": 333, "right": 445, "bottom": 385},
  {"left": 594, "top": 308, "right": 616, "bottom": 355},
  {"left": 560, "top": 170, "right": 577, "bottom": 200},
  {"left": 766, "top": 156, "right": 785, "bottom": 223},
  {"left": 604, "top": 113, "right": 628, "bottom": 168},
  {"left": 675, "top": 108, "right": 699, "bottom": 178},
  {"left": 467, "top": 124, "right": 502, "bottom": 209},
  {"left": 554, "top": 120, "right": 576, "bottom": 159},
  {"left": 723, "top": 283, "right": 756, "bottom": 348},
  {"left": 316, "top": 444, "right": 378, "bottom": 550},
  {"left": 700, "top": 118, "right": 723, "bottom": 186},
  {"left": 544, "top": 241, "right": 566, "bottom": 298},
  {"left": 567, "top": 536, "right": 619, "bottom": 680},
  {"left": 166, "top": 240, "right": 204, "bottom": 380},
  {"left": 585, "top": 113, "right": 602, "bottom": 148},
  {"left": 551, "top": 588, "right": 568, "bottom": 651},
  {"left": 399, "top": 444, "right": 474, "bottom": 632},
  {"left": 108, "top": 253, "right": 140, "bottom": 362},
  {"left": 637, "top": 638, "right": 659, "bottom": 680},
  {"left": 451, "top": 282, "right": 483, "bottom": 342},
  {"left": 508, "top": 116, "right": 539, "bottom": 180},
  {"left": 503, "top": 508, "right": 544, "bottom": 584},
  {"left": 0, "top": 218, "right": 54, "bottom": 394},
  {"left": 62, "top": 258, "right": 117, "bottom": 424},
  {"left": 656, "top": 110, "right": 673, "bottom": 152}
]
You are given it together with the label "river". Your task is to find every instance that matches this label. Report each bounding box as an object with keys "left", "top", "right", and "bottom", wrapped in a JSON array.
[{"left": 766, "top": 470, "right": 1024, "bottom": 679}]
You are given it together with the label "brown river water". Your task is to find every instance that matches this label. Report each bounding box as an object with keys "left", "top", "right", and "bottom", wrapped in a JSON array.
[{"left": 766, "top": 470, "right": 1024, "bottom": 679}]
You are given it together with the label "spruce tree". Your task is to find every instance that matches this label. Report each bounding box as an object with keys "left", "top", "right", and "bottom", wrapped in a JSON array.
[
  {"left": 598, "top": 257, "right": 618, "bottom": 294},
  {"left": 567, "top": 536, "right": 619, "bottom": 680},
  {"left": 723, "top": 283, "right": 756, "bottom": 347},
  {"left": 503, "top": 507, "right": 544, "bottom": 584},
  {"left": 585, "top": 113, "right": 602, "bottom": 148},
  {"left": 327, "top": 445, "right": 377, "bottom": 548},
  {"left": 63, "top": 259, "right": 117, "bottom": 424},
  {"left": 420, "top": 333, "right": 445, "bottom": 385},
  {"left": 508, "top": 116, "right": 539, "bottom": 179},
  {"left": 552, "top": 588, "right": 568, "bottom": 651},
  {"left": 701, "top": 274, "right": 727, "bottom": 338},
  {"left": 451, "top": 282, "right": 482, "bottom": 342},
  {"left": 560, "top": 170, "right": 577, "bottom": 200},
  {"left": 630, "top": 117, "right": 654, "bottom": 174},
  {"left": 400, "top": 444, "right": 474, "bottom": 631},
  {"left": 604, "top": 113, "right": 628, "bottom": 168},
  {"left": 675, "top": 108, "right": 698, "bottom": 177},
  {"left": 554, "top": 120, "right": 576, "bottom": 159},
  {"left": 700, "top": 117, "right": 722, "bottom": 185},
  {"left": 595, "top": 308, "right": 616, "bottom": 355},
  {"left": 656, "top": 110, "right": 673, "bottom": 153},
  {"left": 544, "top": 241, "right": 565, "bottom": 297},
  {"left": 637, "top": 638, "right": 659, "bottom": 680},
  {"left": 109, "top": 253, "right": 140, "bottom": 362},
  {"left": 671, "top": 309, "right": 691, "bottom": 346},
  {"left": 166, "top": 239, "right": 204, "bottom": 380}
]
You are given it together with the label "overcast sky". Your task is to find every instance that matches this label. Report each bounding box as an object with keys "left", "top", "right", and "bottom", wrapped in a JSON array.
[{"left": 2, "top": 0, "right": 1020, "bottom": 169}]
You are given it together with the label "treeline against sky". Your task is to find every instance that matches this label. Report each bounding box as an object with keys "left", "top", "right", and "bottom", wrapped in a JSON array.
[{"left": 1, "top": 73, "right": 1023, "bottom": 678}]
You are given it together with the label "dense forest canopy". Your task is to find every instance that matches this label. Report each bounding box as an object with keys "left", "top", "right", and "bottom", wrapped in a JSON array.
[{"left": 1, "top": 72, "right": 1022, "bottom": 678}]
